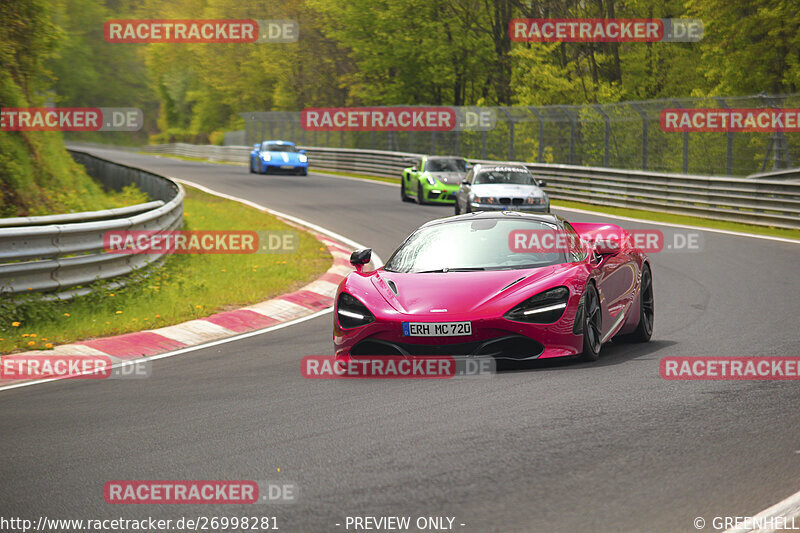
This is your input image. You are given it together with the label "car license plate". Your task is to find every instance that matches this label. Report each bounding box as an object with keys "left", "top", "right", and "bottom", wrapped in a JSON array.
[
  {"left": 280, "top": 165, "right": 294, "bottom": 169},
  {"left": 402, "top": 321, "right": 472, "bottom": 337}
]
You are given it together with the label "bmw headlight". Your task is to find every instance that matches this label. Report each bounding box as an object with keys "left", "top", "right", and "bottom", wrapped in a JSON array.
[
  {"left": 426, "top": 175, "right": 436, "bottom": 186},
  {"left": 337, "top": 292, "right": 375, "bottom": 329},
  {"left": 524, "top": 196, "right": 544, "bottom": 205},
  {"left": 261, "top": 153, "right": 271, "bottom": 162},
  {"left": 473, "top": 196, "right": 496, "bottom": 205},
  {"left": 504, "top": 286, "right": 569, "bottom": 324},
  {"left": 299, "top": 154, "right": 308, "bottom": 163}
]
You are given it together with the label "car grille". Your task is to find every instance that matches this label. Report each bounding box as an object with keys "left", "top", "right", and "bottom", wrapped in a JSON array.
[
  {"left": 497, "top": 197, "right": 524, "bottom": 205},
  {"left": 351, "top": 335, "right": 544, "bottom": 360}
]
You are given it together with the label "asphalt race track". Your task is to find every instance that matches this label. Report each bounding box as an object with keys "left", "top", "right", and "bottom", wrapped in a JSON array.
[{"left": 2, "top": 148, "right": 800, "bottom": 532}]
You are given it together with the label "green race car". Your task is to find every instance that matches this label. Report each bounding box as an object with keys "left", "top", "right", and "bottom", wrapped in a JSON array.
[{"left": 400, "top": 156, "right": 469, "bottom": 204}]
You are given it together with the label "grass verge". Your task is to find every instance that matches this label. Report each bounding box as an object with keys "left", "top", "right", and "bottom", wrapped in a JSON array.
[{"left": 0, "top": 185, "right": 332, "bottom": 354}]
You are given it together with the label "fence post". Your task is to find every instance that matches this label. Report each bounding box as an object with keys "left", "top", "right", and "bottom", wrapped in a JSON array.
[
  {"left": 593, "top": 104, "right": 610, "bottom": 167},
  {"left": 632, "top": 103, "right": 648, "bottom": 170},
  {"left": 715, "top": 97, "right": 733, "bottom": 175},
  {"left": 671, "top": 99, "right": 689, "bottom": 174},
  {"left": 498, "top": 108, "right": 514, "bottom": 160},
  {"left": 561, "top": 106, "right": 577, "bottom": 165},
  {"left": 528, "top": 106, "right": 544, "bottom": 162}
]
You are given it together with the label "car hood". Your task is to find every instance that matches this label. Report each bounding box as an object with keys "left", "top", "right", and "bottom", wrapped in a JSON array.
[
  {"left": 264, "top": 151, "right": 304, "bottom": 164},
  {"left": 471, "top": 184, "right": 545, "bottom": 198},
  {"left": 428, "top": 171, "right": 465, "bottom": 185},
  {"left": 371, "top": 266, "right": 561, "bottom": 315}
]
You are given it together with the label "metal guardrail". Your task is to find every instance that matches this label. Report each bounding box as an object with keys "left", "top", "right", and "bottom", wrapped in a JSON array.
[
  {"left": 142, "top": 143, "right": 800, "bottom": 230},
  {"left": 747, "top": 168, "right": 800, "bottom": 182},
  {"left": 0, "top": 150, "right": 184, "bottom": 299}
]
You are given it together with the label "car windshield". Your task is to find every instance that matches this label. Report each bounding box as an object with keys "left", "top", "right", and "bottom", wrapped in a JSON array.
[
  {"left": 383, "top": 218, "right": 566, "bottom": 273},
  {"left": 426, "top": 158, "right": 467, "bottom": 172},
  {"left": 263, "top": 143, "right": 296, "bottom": 152},
  {"left": 473, "top": 168, "right": 538, "bottom": 185}
]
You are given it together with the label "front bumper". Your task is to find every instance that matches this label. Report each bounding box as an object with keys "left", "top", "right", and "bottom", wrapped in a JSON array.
[
  {"left": 261, "top": 160, "right": 308, "bottom": 173},
  {"left": 470, "top": 202, "right": 549, "bottom": 213},
  {"left": 334, "top": 312, "right": 583, "bottom": 362},
  {"left": 423, "top": 184, "right": 459, "bottom": 203}
]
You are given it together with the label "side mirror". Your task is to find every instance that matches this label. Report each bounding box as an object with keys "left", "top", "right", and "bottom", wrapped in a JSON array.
[
  {"left": 411, "top": 166, "right": 418, "bottom": 172},
  {"left": 538, "top": 180, "right": 547, "bottom": 187},
  {"left": 350, "top": 248, "right": 372, "bottom": 272},
  {"left": 593, "top": 238, "right": 620, "bottom": 256},
  {"left": 298, "top": 149, "right": 306, "bottom": 155},
  {"left": 461, "top": 179, "right": 470, "bottom": 186},
  {"left": 254, "top": 144, "right": 260, "bottom": 149}
]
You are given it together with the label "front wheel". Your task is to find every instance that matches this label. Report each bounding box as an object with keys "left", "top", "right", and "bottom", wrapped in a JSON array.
[
  {"left": 417, "top": 182, "right": 426, "bottom": 205},
  {"left": 401, "top": 176, "right": 412, "bottom": 202},
  {"left": 628, "top": 264, "right": 654, "bottom": 342},
  {"left": 580, "top": 284, "right": 602, "bottom": 361}
]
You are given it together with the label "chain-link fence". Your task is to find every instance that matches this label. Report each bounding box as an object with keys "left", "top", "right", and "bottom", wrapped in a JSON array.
[{"left": 239, "top": 93, "right": 800, "bottom": 177}]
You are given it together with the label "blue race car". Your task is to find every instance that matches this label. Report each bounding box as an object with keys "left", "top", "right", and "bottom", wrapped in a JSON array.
[{"left": 249, "top": 140, "right": 308, "bottom": 175}]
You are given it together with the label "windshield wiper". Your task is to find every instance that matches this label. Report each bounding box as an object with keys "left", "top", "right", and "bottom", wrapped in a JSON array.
[{"left": 415, "top": 267, "right": 486, "bottom": 273}]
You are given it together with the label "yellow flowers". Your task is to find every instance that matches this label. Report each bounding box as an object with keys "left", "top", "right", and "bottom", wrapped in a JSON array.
[
  {"left": 109, "top": 293, "right": 115, "bottom": 297},
  {"left": 195, "top": 305, "right": 202, "bottom": 309},
  {"left": 27, "top": 341, "right": 35, "bottom": 346},
  {"left": 64, "top": 313, "right": 70, "bottom": 317},
  {"left": 45, "top": 343, "right": 53, "bottom": 349},
  {"left": 12, "top": 322, "right": 21, "bottom": 327},
  {"left": 115, "top": 310, "right": 123, "bottom": 315}
]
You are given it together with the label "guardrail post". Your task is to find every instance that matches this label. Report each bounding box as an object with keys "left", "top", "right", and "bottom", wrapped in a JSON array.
[{"left": 632, "top": 103, "right": 648, "bottom": 170}]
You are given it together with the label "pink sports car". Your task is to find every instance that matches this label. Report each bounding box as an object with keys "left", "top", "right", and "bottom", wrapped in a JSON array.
[{"left": 334, "top": 212, "right": 653, "bottom": 363}]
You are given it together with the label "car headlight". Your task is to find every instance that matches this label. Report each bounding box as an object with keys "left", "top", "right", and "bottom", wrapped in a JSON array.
[
  {"left": 261, "top": 153, "right": 271, "bottom": 162},
  {"left": 472, "top": 196, "right": 496, "bottom": 205},
  {"left": 299, "top": 154, "right": 308, "bottom": 163},
  {"left": 426, "top": 176, "right": 436, "bottom": 186},
  {"left": 337, "top": 292, "right": 375, "bottom": 329},
  {"left": 504, "top": 286, "right": 569, "bottom": 324},
  {"left": 524, "top": 196, "right": 544, "bottom": 205}
]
